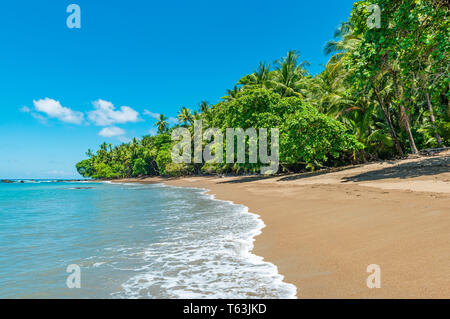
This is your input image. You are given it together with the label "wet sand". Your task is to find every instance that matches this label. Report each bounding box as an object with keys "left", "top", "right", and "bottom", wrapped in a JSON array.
[{"left": 114, "top": 151, "right": 450, "bottom": 298}]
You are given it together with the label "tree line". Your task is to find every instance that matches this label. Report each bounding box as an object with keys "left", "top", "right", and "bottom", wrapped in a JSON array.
[{"left": 76, "top": 0, "right": 449, "bottom": 179}]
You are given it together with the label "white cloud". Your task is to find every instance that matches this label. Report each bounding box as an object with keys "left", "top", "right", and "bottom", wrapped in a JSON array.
[
  {"left": 148, "top": 127, "right": 158, "bottom": 136},
  {"left": 143, "top": 109, "right": 160, "bottom": 119},
  {"left": 33, "top": 98, "right": 84, "bottom": 124},
  {"left": 21, "top": 105, "right": 48, "bottom": 124},
  {"left": 31, "top": 113, "right": 49, "bottom": 124},
  {"left": 89, "top": 99, "right": 139, "bottom": 126},
  {"left": 98, "top": 126, "right": 126, "bottom": 137},
  {"left": 168, "top": 117, "right": 178, "bottom": 125},
  {"left": 144, "top": 110, "right": 177, "bottom": 125},
  {"left": 118, "top": 136, "right": 131, "bottom": 143}
]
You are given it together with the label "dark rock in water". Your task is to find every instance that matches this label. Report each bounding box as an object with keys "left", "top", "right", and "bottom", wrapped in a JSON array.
[
  {"left": 72, "top": 187, "right": 95, "bottom": 190},
  {"left": 1, "top": 179, "right": 14, "bottom": 183},
  {"left": 20, "top": 181, "right": 25, "bottom": 183}
]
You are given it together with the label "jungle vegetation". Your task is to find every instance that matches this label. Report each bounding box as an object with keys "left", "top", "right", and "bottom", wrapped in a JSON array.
[{"left": 76, "top": 0, "right": 449, "bottom": 178}]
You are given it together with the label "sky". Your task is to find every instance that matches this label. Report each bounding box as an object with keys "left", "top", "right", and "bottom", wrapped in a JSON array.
[{"left": 0, "top": 0, "right": 356, "bottom": 179}]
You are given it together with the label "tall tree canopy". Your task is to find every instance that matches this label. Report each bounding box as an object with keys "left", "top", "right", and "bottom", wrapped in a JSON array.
[{"left": 77, "top": 0, "right": 448, "bottom": 178}]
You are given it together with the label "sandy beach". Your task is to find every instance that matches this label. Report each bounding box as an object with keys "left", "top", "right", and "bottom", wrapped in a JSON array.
[{"left": 114, "top": 151, "right": 450, "bottom": 298}]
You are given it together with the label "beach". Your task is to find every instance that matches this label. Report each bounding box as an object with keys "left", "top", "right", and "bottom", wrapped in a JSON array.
[
  {"left": 114, "top": 150, "right": 450, "bottom": 298},
  {"left": 1, "top": 181, "right": 299, "bottom": 298}
]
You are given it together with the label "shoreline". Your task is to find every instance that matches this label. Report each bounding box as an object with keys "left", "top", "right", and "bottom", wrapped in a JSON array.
[
  {"left": 112, "top": 151, "right": 450, "bottom": 298},
  {"left": 160, "top": 183, "right": 298, "bottom": 298}
]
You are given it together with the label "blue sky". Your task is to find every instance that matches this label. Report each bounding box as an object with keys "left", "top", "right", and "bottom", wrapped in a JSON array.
[{"left": 0, "top": 0, "right": 355, "bottom": 179}]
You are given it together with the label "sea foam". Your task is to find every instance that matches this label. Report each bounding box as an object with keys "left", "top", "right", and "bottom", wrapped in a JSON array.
[{"left": 113, "top": 184, "right": 297, "bottom": 299}]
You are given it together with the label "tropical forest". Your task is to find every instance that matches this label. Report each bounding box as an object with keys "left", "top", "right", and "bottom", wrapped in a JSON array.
[{"left": 76, "top": 0, "right": 449, "bottom": 179}]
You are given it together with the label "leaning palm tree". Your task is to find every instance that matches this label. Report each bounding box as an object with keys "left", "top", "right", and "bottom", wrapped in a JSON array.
[
  {"left": 177, "top": 107, "right": 193, "bottom": 127},
  {"left": 317, "top": 23, "right": 365, "bottom": 118},
  {"left": 323, "top": 22, "right": 357, "bottom": 56},
  {"left": 154, "top": 114, "right": 168, "bottom": 134}
]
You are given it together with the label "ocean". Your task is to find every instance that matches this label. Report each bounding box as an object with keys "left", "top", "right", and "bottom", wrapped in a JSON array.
[{"left": 0, "top": 180, "right": 296, "bottom": 298}]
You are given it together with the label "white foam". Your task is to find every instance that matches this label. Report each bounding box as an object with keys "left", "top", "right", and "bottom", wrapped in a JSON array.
[{"left": 112, "top": 184, "right": 297, "bottom": 299}]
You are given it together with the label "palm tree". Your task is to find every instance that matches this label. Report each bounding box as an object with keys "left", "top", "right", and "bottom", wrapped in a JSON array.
[
  {"left": 199, "top": 100, "right": 215, "bottom": 126},
  {"left": 192, "top": 110, "right": 201, "bottom": 121},
  {"left": 317, "top": 23, "right": 363, "bottom": 117},
  {"left": 154, "top": 114, "right": 168, "bottom": 134},
  {"left": 323, "top": 22, "right": 359, "bottom": 56},
  {"left": 238, "top": 62, "right": 273, "bottom": 88},
  {"left": 177, "top": 107, "right": 193, "bottom": 127},
  {"left": 222, "top": 85, "right": 242, "bottom": 101},
  {"left": 272, "top": 50, "right": 310, "bottom": 98},
  {"left": 323, "top": 22, "right": 405, "bottom": 156},
  {"left": 199, "top": 101, "right": 210, "bottom": 113},
  {"left": 254, "top": 62, "right": 272, "bottom": 86}
]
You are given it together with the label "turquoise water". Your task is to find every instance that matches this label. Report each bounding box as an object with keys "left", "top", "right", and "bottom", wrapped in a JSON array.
[{"left": 0, "top": 181, "right": 296, "bottom": 298}]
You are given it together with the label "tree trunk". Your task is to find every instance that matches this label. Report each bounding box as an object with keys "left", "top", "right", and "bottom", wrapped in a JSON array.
[
  {"left": 426, "top": 92, "right": 443, "bottom": 147},
  {"left": 373, "top": 86, "right": 404, "bottom": 156},
  {"left": 391, "top": 70, "right": 419, "bottom": 154}
]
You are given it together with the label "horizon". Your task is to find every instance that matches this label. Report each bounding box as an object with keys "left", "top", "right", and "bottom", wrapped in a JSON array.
[
  {"left": 1, "top": 0, "right": 449, "bottom": 302},
  {"left": 0, "top": 0, "right": 355, "bottom": 179}
]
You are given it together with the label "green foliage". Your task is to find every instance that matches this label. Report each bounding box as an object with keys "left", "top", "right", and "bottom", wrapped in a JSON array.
[
  {"left": 437, "top": 121, "right": 450, "bottom": 144},
  {"left": 155, "top": 148, "right": 173, "bottom": 175},
  {"left": 280, "top": 107, "right": 363, "bottom": 168},
  {"left": 155, "top": 114, "right": 168, "bottom": 134},
  {"left": 132, "top": 158, "right": 148, "bottom": 177},
  {"left": 76, "top": 159, "right": 94, "bottom": 178},
  {"left": 93, "top": 162, "right": 119, "bottom": 179},
  {"left": 164, "top": 162, "right": 193, "bottom": 177},
  {"left": 75, "top": 1, "right": 449, "bottom": 178}
]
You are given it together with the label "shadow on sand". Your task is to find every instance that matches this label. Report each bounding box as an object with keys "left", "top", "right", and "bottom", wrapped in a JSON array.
[
  {"left": 217, "top": 164, "right": 362, "bottom": 184},
  {"left": 278, "top": 165, "right": 362, "bottom": 182},
  {"left": 217, "top": 175, "right": 276, "bottom": 184},
  {"left": 215, "top": 155, "right": 449, "bottom": 184},
  {"left": 342, "top": 156, "right": 449, "bottom": 183}
]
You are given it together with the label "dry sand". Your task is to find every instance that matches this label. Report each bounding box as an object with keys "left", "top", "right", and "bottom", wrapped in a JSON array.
[{"left": 114, "top": 151, "right": 450, "bottom": 298}]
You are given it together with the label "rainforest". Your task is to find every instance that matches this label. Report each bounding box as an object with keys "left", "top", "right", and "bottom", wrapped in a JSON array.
[{"left": 76, "top": 0, "right": 449, "bottom": 179}]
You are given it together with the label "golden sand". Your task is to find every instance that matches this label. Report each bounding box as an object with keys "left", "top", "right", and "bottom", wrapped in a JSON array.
[{"left": 114, "top": 151, "right": 450, "bottom": 298}]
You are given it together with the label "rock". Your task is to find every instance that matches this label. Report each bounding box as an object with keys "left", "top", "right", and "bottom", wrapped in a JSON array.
[{"left": 1, "top": 179, "right": 14, "bottom": 183}]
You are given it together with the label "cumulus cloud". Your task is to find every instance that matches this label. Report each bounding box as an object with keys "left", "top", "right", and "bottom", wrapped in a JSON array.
[
  {"left": 89, "top": 99, "right": 140, "bottom": 126},
  {"left": 98, "top": 126, "right": 126, "bottom": 137},
  {"left": 33, "top": 98, "right": 84, "bottom": 124}
]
